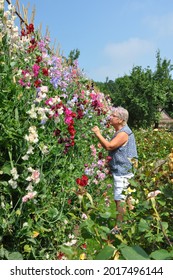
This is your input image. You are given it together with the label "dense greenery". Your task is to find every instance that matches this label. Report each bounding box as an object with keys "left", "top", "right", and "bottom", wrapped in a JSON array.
[
  {"left": 96, "top": 51, "right": 173, "bottom": 127},
  {"left": 0, "top": 2, "right": 173, "bottom": 260}
]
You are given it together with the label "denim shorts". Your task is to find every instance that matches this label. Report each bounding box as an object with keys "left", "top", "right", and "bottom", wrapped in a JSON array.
[{"left": 112, "top": 173, "right": 134, "bottom": 201}]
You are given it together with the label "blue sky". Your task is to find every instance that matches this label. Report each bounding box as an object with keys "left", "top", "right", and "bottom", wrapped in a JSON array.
[{"left": 10, "top": 0, "right": 173, "bottom": 81}]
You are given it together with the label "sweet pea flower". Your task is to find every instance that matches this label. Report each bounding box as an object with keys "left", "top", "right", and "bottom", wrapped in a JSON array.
[
  {"left": 10, "top": 167, "right": 19, "bottom": 180},
  {"left": 8, "top": 179, "right": 17, "bottom": 189},
  {"left": 32, "top": 64, "right": 40, "bottom": 77},
  {"left": 31, "top": 170, "right": 40, "bottom": 184},
  {"left": 147, "top": 190, "right": 162, "bottom": 199},
  {"left": 22, "top": 191, "right": 37, "bottom": 203},
  {"left": 26, "top": 168, "right": 40, "bottom": 184}
]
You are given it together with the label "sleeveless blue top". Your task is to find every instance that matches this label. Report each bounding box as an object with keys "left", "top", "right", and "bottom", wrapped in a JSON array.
[{"left": 108, "top": 125, "right": 138, "bottom": 176}]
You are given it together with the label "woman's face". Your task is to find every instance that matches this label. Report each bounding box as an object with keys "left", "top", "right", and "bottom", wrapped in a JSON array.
[{"left": 109, "top": 112, "right": 120, "bottom": 125}]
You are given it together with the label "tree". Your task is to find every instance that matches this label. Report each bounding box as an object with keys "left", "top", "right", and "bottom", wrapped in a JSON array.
[
  {"left": 95, "top": 51, "right": 173, "bottom": 128},
  {"left": 153, "top": 50, "right": 173, "bottom": 118}
]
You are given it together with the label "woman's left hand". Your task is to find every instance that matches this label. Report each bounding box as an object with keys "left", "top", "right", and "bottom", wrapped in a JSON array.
[{"left": 91, "top": 126, "right": 100, "bottom": 135}]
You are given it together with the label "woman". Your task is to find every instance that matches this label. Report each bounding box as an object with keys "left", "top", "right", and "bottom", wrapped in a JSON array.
[{"left": 92, "top": 106, "right": 138, "bottom": 234}]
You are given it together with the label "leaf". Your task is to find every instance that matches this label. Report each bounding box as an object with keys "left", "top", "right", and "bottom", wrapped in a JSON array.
[
  {"left": 59, "top": 245, "right": 74, "bottom": 257},
  {"left": 150, "top": 249, "right": 172, "bottom": 260},
  {"left": 24, "top": 245, "right": 32, "bottom": 253},
  {"left": 120, "top": 245, "right": 150, "bottom": 260},
  {"left": 99, "top": 226, "right": 111, "bottom": 234},
  {"left": 99, "top": 211, "right": 111, "bottom": 219},
  {"left": 95, "top": 245, "right": 115, "bottom": 260},
  {"left": 138, "top": 218, "right": 150, "bottom": 232},
  {"left": 1, "top": 163, "right": 11, "bottom": 175},
  {"left": 0, "top": 181, "right": 8, "bottom": 187},
  {"left": 80, "top": 219, "right": 94, "bottom": 229},
  {"left": 86, "top": 192, "right": 93, "bottom": 205},
  {"left": 47, "top": 207, "right": 59, "bottom": 219},
  {"left": 160, "top": 222, "right": 168, "bottom": 230},
  {"left": 8, "top": 252, "right": 23, "bottom": 260}
]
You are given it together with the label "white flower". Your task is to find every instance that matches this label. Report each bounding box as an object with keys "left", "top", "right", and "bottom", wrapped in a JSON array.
[
  {"left": 147, "top": 190, "right": 161, "bottom": 199},
  {"left": 26, "top": 176, "right": 32, "bottom": 182},
  {"left": 10, "top": 167, "right": 19, "bottom": 180},
  {"left": 23, "top": 222, "right": 29, "bottom": 227},
  {"left": 22, "top": 154, "right": 29, "bottom": 161},
  {"left": 57, "top": 107, "right": 64, "bottom": 115},
  {"left": 81, "top": 213, "right": 88, "bottom": 220},
  {"left": 27, "top": 105, "right": 37, "bottom": 118},
  {"left": 64, "top": 239, "right": 77, "bottom": 246},
  {"left": 40, "top": 86, "right": 48, "bottom": 93},
  {"left": 39, "top": 144, "right": 49, "bottom": 154},
  {"left": 26, "top": 183, "right": 33, "bottom": 192},
  {"left": 8, "top": 179, "right": 17, "bottom": 189},
  {"left": 27, "top": 145, "right": 34, "bottom": 155},
  {"left": 28, "top": 167, "right": 34, "bottom": 172},
  {"left": 25, "top": 126, "right": 39, "bottom": 143}
]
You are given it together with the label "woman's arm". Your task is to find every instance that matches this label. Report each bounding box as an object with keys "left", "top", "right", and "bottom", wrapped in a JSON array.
[{"left": 91, "top": 126, "right": 128, "bottom": 151}]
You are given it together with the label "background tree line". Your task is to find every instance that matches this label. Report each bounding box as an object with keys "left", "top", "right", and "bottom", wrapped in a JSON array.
[{"left": 95, "top": 51, "right": 173, "bottom": 128}]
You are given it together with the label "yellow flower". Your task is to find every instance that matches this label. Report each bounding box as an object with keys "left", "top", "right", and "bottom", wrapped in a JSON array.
[
  {"left": 80, "top": 253, "right": 86, "bottom": 260},
  {"left": 127, "top": 187, "right": 136, "bottom": 193},
  {"left": 32, "top": 231, "right": 39, "bottom": 238},
  {"left": 16, "top": 209, "right": 21, "bottom": 216}
]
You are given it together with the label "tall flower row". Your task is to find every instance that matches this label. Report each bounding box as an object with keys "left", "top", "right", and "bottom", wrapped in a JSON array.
[{"left": 0, "top": 1, "right": 114, "bottom": 259}]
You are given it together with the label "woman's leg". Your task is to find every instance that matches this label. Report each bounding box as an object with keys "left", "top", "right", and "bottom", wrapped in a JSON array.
[
  {"left": 112, "top": 174, "right": 133, "bottom": 232},
  {"left": 115, "top": 200, "right": 126, "bottom": 225}
]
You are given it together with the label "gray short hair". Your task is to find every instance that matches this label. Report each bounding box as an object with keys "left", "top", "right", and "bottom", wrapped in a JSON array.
[{"left": 112, "top": 106, "right": 129, "bottom": 123}]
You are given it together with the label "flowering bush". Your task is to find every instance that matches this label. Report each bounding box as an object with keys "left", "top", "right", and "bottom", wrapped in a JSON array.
[{"left": 0, "top": 1, "right": 173, "bottom": 260}]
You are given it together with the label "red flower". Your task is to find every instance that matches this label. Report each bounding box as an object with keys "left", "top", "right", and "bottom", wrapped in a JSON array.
[
  {"left": 71, "top": 112, "right": 77, "bottom": 118},
  {"left": 68, "top": 125, "right": 76, "bottom": 136},
  {"left": 27, "top": 23, "right": 34, "bottom": 33},
  {"left": 21, "top": 28, "right": 26, "bottom": 36},
  {"left": 36, "top": 56, "right": 42, "bottom": 63},
  {"left": 30, "top": 38, "right": 36, "bottom": 45},
  {"left": 70, "top": 140, "right": 75, "bottom": 146},
  {"left": 42, "top": 68, "right": 49, "bottom": 76},
  {"left": 77, "top": 109, "right": 84, "bottom": 119},
  {"left": 34, "top": 79, "right": 41, "bottom": 87},
  {"left": 57, "top": 251, "right": 65, "bottom": 260},
  {"left": 76, "top": 175, "right": 88, "bottom": 186},
  {"left": 81, "top": 243, "right": 87, "bottom": 250},
  {"left": 106, "top": 156, "right": 112, "bottom": 162}
]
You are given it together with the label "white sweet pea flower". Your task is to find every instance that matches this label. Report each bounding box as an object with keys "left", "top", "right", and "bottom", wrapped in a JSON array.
[
  {"left": 22, "top": 154, "right": 29, "bottom": 161},
  {"left": 25, "top": 126, "right": 39, "bottom": 143},
  {"left": 25, "top": 175, "right": 32, "bottom": 182},
  {"left": 10, "top": 167, "right": 19, "bottom": 180},
  {"left": 8, "top": 179, "right": 17, "bottom": 189},
  {"left": 39, "top": 144, "right": 49, "bottom": 154},
  {"left": 57, "top": 107, "right": 64, "bottom": 115},
  {"left": 28, "top": 167, "right": 34, "bottom": 172},
  {"left": 27, "top": 145, "right": 34, "bottom": 155},
  {"left": 26, "top": 183, "right": 33, "bottom": 192},
  {"left": 147, "top": 190, "right": 161, "bottom": 199},
  {"left": 40, "top": 86, "right": 48, "bottom": 93},
  {"left": 27, "top": 105, "right": 37, "bottom": 119},
  {"left": 23, "top": 222, "right": 29, "bottom": 227}
]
